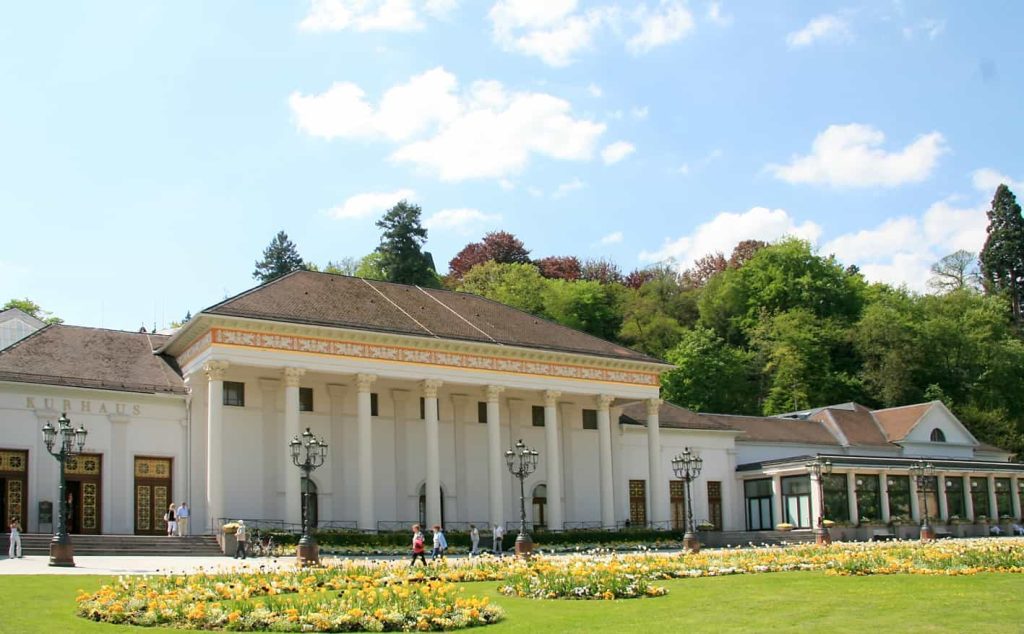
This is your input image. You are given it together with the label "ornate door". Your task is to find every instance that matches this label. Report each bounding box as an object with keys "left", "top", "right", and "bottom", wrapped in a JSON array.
[
  {"left": 629, "top": 479, "right": 647, "bottom": 527},
  {"left": 64, "top": 454, "right": 102, "bottom": 534},
  {"left": 0, "top": 450, "right": 28, "bottom": 532},
  {"left": 134, "top": 457, "right": 172, "bottom": 535}
]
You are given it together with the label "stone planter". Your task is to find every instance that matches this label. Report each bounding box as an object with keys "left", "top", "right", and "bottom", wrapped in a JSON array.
[{"left": 222, "top": 533, "right": 237, "bottom": 557}]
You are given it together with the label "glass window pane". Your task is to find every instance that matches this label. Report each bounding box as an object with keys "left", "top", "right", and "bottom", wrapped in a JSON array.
[{"left": 823, "top": 473, "right": 849, "bottom": 522}]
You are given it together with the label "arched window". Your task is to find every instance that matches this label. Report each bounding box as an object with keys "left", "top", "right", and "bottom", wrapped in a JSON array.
[
  {"left": 418, "top": 483, "right": 445, "bottom": 528},
  {"left": 301, "top": 477, "right": 318, "bottom": 528},
  {"left": 930, "top": 428, "right": 946, "bottom": 442},
  {"left": 532, "top": 484, "right": 547, "bottom": 529}
]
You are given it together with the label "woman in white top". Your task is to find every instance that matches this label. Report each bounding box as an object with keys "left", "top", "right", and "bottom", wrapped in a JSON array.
[{"left": 165, "top": 503, "right": 177, "bottom": 536}]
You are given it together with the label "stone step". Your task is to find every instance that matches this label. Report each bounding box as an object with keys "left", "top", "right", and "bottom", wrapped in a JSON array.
[{"left": 4, "top": 534, "right": 223, "bottom": 557}]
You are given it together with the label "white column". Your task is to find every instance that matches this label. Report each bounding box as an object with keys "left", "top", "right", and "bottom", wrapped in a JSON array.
[
  {"left": 109, "top": 415, "right": 130, "bottom": 533},
  {"left": 422, "top": 380, "right": 443, "bottom": 528},
  {"left": 283, "top": 367, "right": 305, "bottom": 527},
  {"left": 809, "top": 470, "right": 823, "bottom": 528},
  {"left": 485, "top": 385, "right": 505, "bottom": 532},
  {"left": 356, "top": 373, "right": 377, "bottom": 531},
  {"left": 596, "top": 394, "right": 615, "bottom": 529},
  {"left": 645, "top": 398, "right": 668, "bottom": 529},
  {"left": 771, "top": 475, "right": 783, "bottom": 526},
  {"left": 1012, "top": 476, "right": 1022, "bottom": 520},
  {"left": 988, "top": 475, "right": 998, "bottom": 520},
  {"left": 908, "top": 475, "right": 919, "bottom": 523},
  {"left": 543, "top": 390, "right": 563, "bottom": 531},
  {"left": 847, "top": 473, "right": 858, "bottom": 524},
  {"left": 204, "top": 360, "right": 228, "bottom": 530},
  {"left": 964, "top": 475, "right": 975, "bottom": 521},
  {"left": 937, "top": 475, "right": 949, "bottom": 521},
  {"left": 881, "top": 474, "right": 892, "bottom": 522}
]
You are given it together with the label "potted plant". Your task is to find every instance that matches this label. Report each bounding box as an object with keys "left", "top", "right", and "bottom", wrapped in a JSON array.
[
  {"left": 775, "top": 523, "right": 794, "bottom": 532},
  {"left": 696, "top": 521, "right": 715, "bottom": 532}
]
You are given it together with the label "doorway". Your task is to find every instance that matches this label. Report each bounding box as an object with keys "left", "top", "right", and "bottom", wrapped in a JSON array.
[
  {"left": 134, "top": 457, "right": 172, "bottom": 535},
  {"left": 0, "top": 450, "right": 28, "bottom": 532},
  {"left": 64, "top": 454, "right": 101, "bottom": 534}
]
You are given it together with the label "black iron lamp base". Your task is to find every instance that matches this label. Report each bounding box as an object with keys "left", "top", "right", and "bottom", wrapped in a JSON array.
[
  {"left": 296, "top": 536, "right": 320, "bottom": 566},
  {"left": 514, "top": 533, "right": 534, "bottom": 558}
]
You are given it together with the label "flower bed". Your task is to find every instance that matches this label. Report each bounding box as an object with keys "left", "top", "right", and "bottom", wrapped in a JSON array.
[{"left": 499, "top": 555, "right": 671, "bottom": 600}]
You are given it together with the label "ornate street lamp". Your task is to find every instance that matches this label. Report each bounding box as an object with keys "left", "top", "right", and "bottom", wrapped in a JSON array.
[
  {"left": 806, "top": 457, "right": 833, "bottom": 546},
  {"left": 671, "top": 447, "right": 703, "bottom": 553},
  {"left": 909, "top": 460, "right": 936, "bottom": 541},
  {"left": 289, "top": 427, "right": 327, "bottom": 565},
  {"left": 42, "top": 413, "right": 88, "bottom": 567},
  {"left": 505, "top": 439, "right": 539, "bottom": 558}
]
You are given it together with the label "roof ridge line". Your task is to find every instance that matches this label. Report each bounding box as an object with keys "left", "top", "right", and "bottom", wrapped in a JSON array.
[
  {"left": 360, "top": 278, "right": 437, "bottom": 339},
  {"left": 415, "top": 286, "right": 500, "bottom": 345}
]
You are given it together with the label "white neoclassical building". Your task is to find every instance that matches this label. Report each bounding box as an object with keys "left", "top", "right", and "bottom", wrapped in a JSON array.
[{"left": 0, "top": 270, "right": 1021, "bottom": 539}]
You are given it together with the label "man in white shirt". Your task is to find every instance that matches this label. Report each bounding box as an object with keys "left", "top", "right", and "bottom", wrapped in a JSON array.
[
  {"left": 176, "top": 502, "right": 190, "bottom": 537},
  {"left": 493, "top": 524, "right": 505, "bottom": 556}
]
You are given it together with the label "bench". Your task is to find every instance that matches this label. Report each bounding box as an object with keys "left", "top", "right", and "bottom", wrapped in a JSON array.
[
  {"left": 871, "top": 529, "right": 896, "bottom": 541},
  {"left": 933, "top": 529, "right": 953, "bottom": 539}
]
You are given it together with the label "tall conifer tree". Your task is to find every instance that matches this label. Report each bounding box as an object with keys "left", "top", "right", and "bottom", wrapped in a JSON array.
[
  {"left": 253, "top": 230, "right": 305, "bottom": 283},
  {"left": 375, "top": 201, "right": 439, "bottom": 287},
  {"left": 980, "top": 185, "right": 1024, "bottom": 321}
]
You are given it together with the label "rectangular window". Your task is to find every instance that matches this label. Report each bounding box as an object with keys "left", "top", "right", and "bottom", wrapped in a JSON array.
[
  {"left": 971, "top": 477, "right": 991, "bottom": 518},
  {"left": 944, "top": 477, "right": 966, "bottom": 519},
  {"left": 532, "top": 405, "right": 545, "bottom": 427},
  {"left": 223, "top": 381, "right": 245, "bottom": 407},
  {"left": 670, "top": 480, "right": 686, "bottom": 530},
  {"left": 854, "top": 474, "right": 881, "bottom": 522},
  {"left": 782, "top": 475, "right": 812, "bottom": 528},
  {"left": 920, "top": 476, "right": 939, "bottom": 520},
  {"left": 370, "top": 393, "right": 379, "bottom": 417},
  {"left": 744, "top": 478, "right": 773, "bottom": 531},
  {"left": 822, "top": 473, "right": 850, "bottom": 522},
  {"left": 420, "top": 397, "right": 425, "bottom": 420},
  {"left": 582, "top": 409, "right": 598, "bottom": 430},
  {"left": 707, "top": 481, "right": 723, "bottom": 530},
  {"left": 478, "top": 401, "right": 488, "bottom": 423},
  {"left": 995, "top": 478, "right": 1012, "bottom": 518},
  {"left": 886, "top": 475, "right": 912, "bottom": 522},
  {"left": 629, "top": 479, "right": 647, "bottom": 527},
  {"left": 299, "top": 387, "right": 313, "bottom": 412}
]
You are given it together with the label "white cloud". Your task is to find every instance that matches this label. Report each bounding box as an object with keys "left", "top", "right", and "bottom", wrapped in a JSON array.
[
  {"left": 299, "top": 0, "right": 457, "bottom": 32},
  {"left": 706, "top": 2, "right": 732, "bottom": 27},
  {"left": 902, "top": 18, "right": 945, "bottom": 41},
  {"left": 601, "top": 141, "right": 636, "bottom": 165},
  {"left": 677, "top": 148, "right": 722, "bottom": 176},
  {"left": 598, "top": 230, "right": 623, "bottom": 245},
  {"left": 627, "top": 1, "right": 695, "bottom": 55},
  {"left": 498, "top": 178, "right": 515, "bottom": 190},
  {"left": 423, "top": 208, "right": 502, "bottom": 235},
  {"left": 325, "top": 189, "right": 416, "bottom": 220},
  {"left": 290, "top": 67, "right": 606, "bottom": 182},
  {"left": 552, "top": 178, "right": 585, "bottom": 199},
  {"left": 677, "top": 163, "right": 690, "bottom": 175},
  {"left": 489, "top": 0, "right": 693, "bottom": 66},
  {"left": 587, "top": 83, "right": 603, "bottom": 97},
  {"left": 786, "top": 13, "right": 852, "bottom": 49},
  {"left": 527, "top": 186, "right": 544, "bottom": 197},
  {"left": 972, "top": 167, "right": 1024, "bottom": 193},
  {"left": 630, "top": 106, "right": 649, "bottom": 120},
  {"left": 767, "top": 123, "right": 946, "bottom": 187},
  {"left": 639, "top": 207, "right": 822, "bottom": 267}
]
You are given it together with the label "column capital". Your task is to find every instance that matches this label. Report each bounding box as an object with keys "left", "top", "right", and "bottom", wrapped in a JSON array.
[
  {"left": 421, "top": 379, "right": 443, "bottom": 399},
  {"left": 484, "top": 385, "right": 505, "bottom": 402},
  {"left": 259, "top": 377, "right": 281, "bottom": 392},
  {"left": 326, "top": 383, "right": 348, "bottom": 398},
  {"left": 645, "top": 398, "right": 663, "bottom": 417},
  {"left": 204, "top": 360, "right": 229, "bottom": 382},
  {"left": 283, "top": 367, "right": 306, "bottom": 388},
  {"left": 595, "top": 394, "right": 615, "bottom": 411},
  {"left": 543, "top": 390, "right": 562, "bottom": 407},
  {"left": 356, "top": 373, "right": 377, "bottom": 393}
]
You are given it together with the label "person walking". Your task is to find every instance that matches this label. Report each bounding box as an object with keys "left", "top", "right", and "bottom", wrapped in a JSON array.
[
  {"left": 234, "top": 520, "right": 247, "bottom": 559},
  {"left": 165, "top": 503, "right": 177, "bottom": 537},
  {"left": 175, "top": 502, "right": 190, "bottom": 537},
  {"left": 431, "top": 525, "right": 446, "bottom": 560},
  {"left": 493, "top": 523, "right": 505, "bottom": 556},
  {"left": 8, "top": 518, "right": 22, "bottom": 559},
  {"left": 409, "top": 524, "right": 426, "bottom": 566},
  {"left": 469, "top": 524, "right": 479, "bottom": 557}
]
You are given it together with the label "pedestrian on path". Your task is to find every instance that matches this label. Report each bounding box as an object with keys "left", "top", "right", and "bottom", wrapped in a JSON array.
[
  {"left": 409, "top": 524, "right": 426, "bottom": 566},
  {"left": 8, "top": 518, "right": 22, "bottom": 558},
  {"left": 431, "top": 525, "right": 447, "bottom": 560},
  {"left": 176, "top": 502, "right": 190, "bottom": 536},
  {"left": 469, "top": 524, "right": 479, "bottom": 557},
  {"left": 165, "top": 503, "right": 177, "bottom": 536},
  {"left": 234, "top": 520, "right": 247, "bottom": 559},
  {"left": 493, "top": 524, "right": 505, "bottom": 556}
]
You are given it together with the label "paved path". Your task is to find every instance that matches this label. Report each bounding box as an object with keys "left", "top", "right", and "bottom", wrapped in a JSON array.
[{"left": 0, "top": 555, "right": 298, "bottom": 576}]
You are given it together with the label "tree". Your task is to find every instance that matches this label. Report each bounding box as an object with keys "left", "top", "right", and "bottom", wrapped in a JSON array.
[
  {"left": 2, "top": 298, "right": 62, "bottom": 324},
  {"left": 980, "top": 184, "right": 1024, "bottom": 320},
  {"left": 661, "top": 327, "right": 758, "bottom": 414},
  {"left": 375, "top": 201, "right": 440, "bottom": 287},
  {"left": 727, "top": 239, "right": 767, "bottom": 269},
  {"left": 455, "top": 261, "right": 548, "bottom": 315},
  {"left": 580, "top": 258, "right": 623, "bottom": 284},
  {"left": 542, "top": 279, "right": 625, "bottom": 341},
  {"left": 681, "top": 252, "right": 727, "bottom": 287},
  {"left": 535, "top": 256, "right": 582, "bottom": 281},
  {"left": 929, "top": 250, "right": 982, "bottom": 294},
  {"left": 253, "top": 230, "right": 305, "bottom": 283},
  {"left": 353, "top": 253, "right": 387, "bottom": 280},
  {"left": 447, "top": 231, "right": 531, "bottom": 281}
]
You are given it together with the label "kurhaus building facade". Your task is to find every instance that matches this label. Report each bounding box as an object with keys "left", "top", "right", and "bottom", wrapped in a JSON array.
[{"left": 1, "top": 271, "right": 1022, "bottom": 538}]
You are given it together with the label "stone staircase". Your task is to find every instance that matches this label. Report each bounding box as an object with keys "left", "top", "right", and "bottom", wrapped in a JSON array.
[{"left": 4, "top": 533, "right": 223, "bottom": 557}]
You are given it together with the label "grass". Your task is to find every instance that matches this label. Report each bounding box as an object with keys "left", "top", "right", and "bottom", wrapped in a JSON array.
[{"left": 2, "top": 572, "right": 1022, "bottom": 633}]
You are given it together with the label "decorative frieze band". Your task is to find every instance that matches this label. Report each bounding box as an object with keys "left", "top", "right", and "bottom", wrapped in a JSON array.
[{"left": 183, "top": 327, "right": 659, "bottom": 387}]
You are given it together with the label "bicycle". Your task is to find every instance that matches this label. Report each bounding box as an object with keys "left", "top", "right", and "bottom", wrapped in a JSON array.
[{"left": 248, "top": 530, "right": 277, "bottom": 557}]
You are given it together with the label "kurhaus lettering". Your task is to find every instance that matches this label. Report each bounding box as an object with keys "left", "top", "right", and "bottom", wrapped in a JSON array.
[{"left": 25, "top": 397, "right": 141, "bottom": 417}]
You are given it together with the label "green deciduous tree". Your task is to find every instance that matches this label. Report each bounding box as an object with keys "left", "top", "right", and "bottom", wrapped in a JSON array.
[
  {"left": 375, "top": 201, "right": 440, "bottom": 287},
  {"left": 542, "top": 279, "right": 625, "bottom": 341},
  {"left": 2, "top": 298, "right": 62, "bottom": 324},
  {"left": 253, "top": 230, "right": 305, "bottom": 283},
  {"left": 980, "top": 184, "right": 1024, "bottom": 320},
  {"left": 661, "top": 327, "right": 758, "bottom": 414},
  {"left": 455, "top": 261, "right": 548, "bottom": 315}
]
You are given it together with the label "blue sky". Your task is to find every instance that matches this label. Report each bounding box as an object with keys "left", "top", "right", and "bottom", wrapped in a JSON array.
[{"left": 2, "top": 1, "right": 1023, "bottom": 331}]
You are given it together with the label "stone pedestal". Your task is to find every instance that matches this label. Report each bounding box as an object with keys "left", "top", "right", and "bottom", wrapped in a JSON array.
[
  {"left": 919, "top": 525, "right": 935, "bottom": 541},
  {"left": 49, "top": 539, "right": 75, "bottom": 567},
  {"left": 514, "top": 534, "right": 534, "bottom": 559},
  {"left": 682, "top": 532, "right": 700, "bottom": 553},
  {"left": 815, "top": 527, "right": 832, "bottom": 546},
  {"left": 297, "top": 538, "right": 320, "bottom": 566}
]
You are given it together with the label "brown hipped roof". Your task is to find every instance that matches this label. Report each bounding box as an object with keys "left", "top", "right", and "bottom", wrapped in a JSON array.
[
  {"left": 0, "top": 325, "right": 186, "bottom": 395},
  {"left": 705, "top": 412, "right": 843, "bottom": 445},
  {"left": 619, "top": 401, "right": 735, "bottom": 431},
  {"left": 872, "top": 402, "right": 934, "bottom": 442},
  {"left": 202, "top": 270, "right": 666, "bottom": 364},
  {"left": 810, "top": 404, "right": 891, "bottom": 447}
]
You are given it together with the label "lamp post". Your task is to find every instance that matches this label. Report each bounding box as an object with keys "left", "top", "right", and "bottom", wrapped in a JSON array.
[
  {"left": 289, "top": 427, "right": 327, "bottom": 566},
  {"left": 41, "top": 413, "right": 88, "bottom": 567},
  {"left": 806, "top": 457, "right": 833, "bottom": 546},
  {"left": 505, "top": 439, "right": 539, "bottom": 558},
  {"left": 671, "top": 447, "right": 703, "bottom": 553},
  {"left": 909, "top": 460, "right": 935, "bottom": 541}
]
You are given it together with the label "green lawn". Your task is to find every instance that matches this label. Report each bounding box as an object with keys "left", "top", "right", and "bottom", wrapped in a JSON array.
[{"left": 2, "top": 572, "right": 1022, "bottom": 633}]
